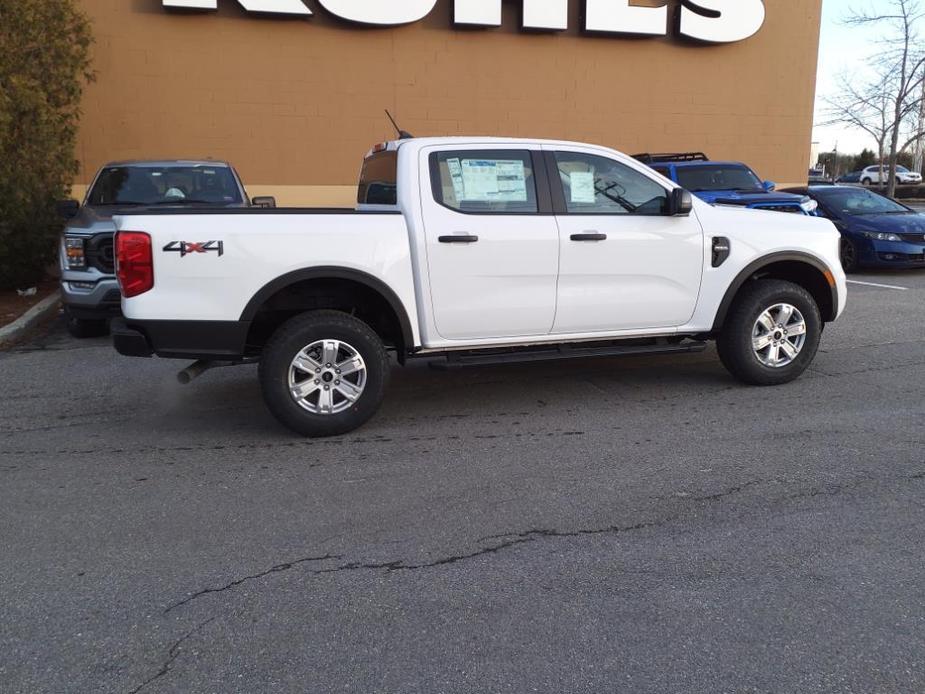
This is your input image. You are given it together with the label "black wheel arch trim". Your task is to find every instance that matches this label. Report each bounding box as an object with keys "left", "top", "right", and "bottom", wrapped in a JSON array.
[
  {"left": 711, "top": 252, "right": 838, "bottom": 333},
  {"left": 240, "top": 267, "right": 416, "bottom": 351}
]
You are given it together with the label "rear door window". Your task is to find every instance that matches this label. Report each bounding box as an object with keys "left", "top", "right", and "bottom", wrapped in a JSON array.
[{"left": 430, "top": 150, "right": 538, "bottom": 214}]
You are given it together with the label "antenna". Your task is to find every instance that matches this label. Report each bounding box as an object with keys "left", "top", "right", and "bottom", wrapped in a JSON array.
[{"left": 385, "top": 110, "right": 414, "bottom": 140}]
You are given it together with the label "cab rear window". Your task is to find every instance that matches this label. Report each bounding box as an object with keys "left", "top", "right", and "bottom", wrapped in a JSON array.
[{"left": 357, "top": 151, "right": 398, "bottom": 205}]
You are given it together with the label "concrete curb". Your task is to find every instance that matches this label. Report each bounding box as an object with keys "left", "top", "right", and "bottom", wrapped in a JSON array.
[{"left": 0, "top": 291, "right": 62, "bottom": 347}]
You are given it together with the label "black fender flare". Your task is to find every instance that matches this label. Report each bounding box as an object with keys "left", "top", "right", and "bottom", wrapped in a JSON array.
[
  {"left": 711, "top": 252, "right": 838, "bottom": 333},
  {"left": 240, "top": 266, "right": 416, "bottom": 350}
]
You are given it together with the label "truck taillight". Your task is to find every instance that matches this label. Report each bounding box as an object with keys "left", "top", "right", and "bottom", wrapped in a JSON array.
[{"left": 115, "top": 231, "right": 153, "bottom": 298}]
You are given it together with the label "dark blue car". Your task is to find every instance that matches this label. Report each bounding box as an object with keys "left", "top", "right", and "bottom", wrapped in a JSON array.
[
  {"left": 783, "top": 185, "right": 925, "bottom": 272},
  {"left": 635, "top": 153, "right": 816, "bottom": 215}
]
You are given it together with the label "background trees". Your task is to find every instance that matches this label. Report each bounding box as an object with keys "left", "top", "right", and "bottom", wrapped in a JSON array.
[
  {"left": 0, "top": 0, "right": 94, "bottom": 290},
  {"left": 820, "top": 0, "right": 925, "bottom": 197}
]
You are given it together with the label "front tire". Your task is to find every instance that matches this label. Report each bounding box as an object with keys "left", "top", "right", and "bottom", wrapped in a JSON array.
[
  {"left": 716, "top": 280, "right": 822, "bottom": 386},
  {"left": 65, "top": 312, "right": 109, "bottom": 339},
  {"left": 840, "top": 238, "right": 859, "bottom": 273},
  {"left": 258, "top": 310, "right": 390, "bottom": 437}
]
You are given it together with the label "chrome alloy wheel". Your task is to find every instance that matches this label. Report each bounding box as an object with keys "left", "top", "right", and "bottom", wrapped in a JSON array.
[
  {"left": 752, "top": 303, "right": 807, "bottom": 368},
  {"left": 288, "top": 339, "right": 367, "bottom": 415}
]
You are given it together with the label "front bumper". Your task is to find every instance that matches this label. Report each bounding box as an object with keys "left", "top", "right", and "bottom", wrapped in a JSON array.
[
  {"left": 858, "top": 239, "right": 925, "bottom": 268},
  {"left": 61, "top": 274, "right": 122, "bottom": 319}
]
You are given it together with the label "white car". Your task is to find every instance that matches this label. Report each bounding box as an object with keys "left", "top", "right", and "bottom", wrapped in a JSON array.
[
  {"left": 109, "top": 136, "right": 847, "bottom": 437},
  {"left": 860, "top": 164, "right": 923, "bottom": 186}
]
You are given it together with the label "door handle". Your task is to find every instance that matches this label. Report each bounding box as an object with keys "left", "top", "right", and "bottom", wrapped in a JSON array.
[
  {"left": 570, "top": 232, "right": 607, "bottom": 242},
  {"left": 439, "top": 234, "right": 479, "bottom": 243}
]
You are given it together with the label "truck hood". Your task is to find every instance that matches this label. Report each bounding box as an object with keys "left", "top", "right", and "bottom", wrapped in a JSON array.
[
  {"left": 63, "top": 206, "right": 121, "bottom": 236},
  {"left": 694, "top": 190, "right": 807, "bottom": 206},
  {"left": 700, "top": 199, "right": 835, "bottom": 232}
]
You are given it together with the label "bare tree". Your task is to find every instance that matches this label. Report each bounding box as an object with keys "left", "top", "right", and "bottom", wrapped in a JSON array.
[
  {"left": 822, "top": 0, "right": 925, "bottom": 197},
  {"left": 820, "top": 72, "right": 893, "bottom": 182}
]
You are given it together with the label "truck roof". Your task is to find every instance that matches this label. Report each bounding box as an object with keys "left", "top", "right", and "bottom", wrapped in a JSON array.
[
  {"left": 380, "top": 136, "right": 628, "bottom": 151},
  {"left": 100, "top": 159, "right": 233, "bottom": 168},
  {"left": 669, "top": 160, "right": 752, "bottom": 168}
]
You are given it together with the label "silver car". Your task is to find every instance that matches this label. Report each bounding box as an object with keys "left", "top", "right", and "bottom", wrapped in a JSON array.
[{"left": 59, "top": 160, "right": 273, "bottom": 337}]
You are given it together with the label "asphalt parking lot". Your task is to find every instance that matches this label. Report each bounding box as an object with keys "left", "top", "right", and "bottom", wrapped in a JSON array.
[{"left": 2, "top": 269, "right": 925, "bottom": 694}]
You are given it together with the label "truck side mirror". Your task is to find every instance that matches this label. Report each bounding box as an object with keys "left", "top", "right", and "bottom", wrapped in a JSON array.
[
  {"left": 252, "top": 196, "right": 276, "bottom": 209},
  {"left": 668, "top": 188, "right": 693, "bottom": 216},
  {"left": 762, "top": 180, "right": 777, "bottom": 192},
  {"left": 57, "top": 199, "right": 80, "bottom": 220}
]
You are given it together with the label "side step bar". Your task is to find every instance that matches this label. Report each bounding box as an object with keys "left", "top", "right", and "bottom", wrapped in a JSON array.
[{"left": 427, "top": 339, "right": 707, "bottom": 370}]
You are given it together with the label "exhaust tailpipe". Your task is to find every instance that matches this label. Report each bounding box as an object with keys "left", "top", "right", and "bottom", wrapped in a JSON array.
[{"left": 177, "top": 360, "right": 215, "bottom": 385}]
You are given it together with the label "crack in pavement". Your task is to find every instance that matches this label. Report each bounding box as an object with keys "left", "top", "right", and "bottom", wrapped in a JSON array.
[
  {"left": 163, "top": 520, "right": 669, "bottom": 616},
  {"left": 165, "top": 554, "right": 340, "bottom": 613},
  {"left": 313, "top": 519, "right": 664, "bottom": 577},
  {"left": 128, "top": 617, "right": 215, "bottom": 694},
  {"left": 160, "top": 472, "right": 925, "bottom": 616}
]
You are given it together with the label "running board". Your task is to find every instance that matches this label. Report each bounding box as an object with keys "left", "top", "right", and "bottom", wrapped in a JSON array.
[{"left": 427, "top": 339, "right": 708, "bottom": 370}]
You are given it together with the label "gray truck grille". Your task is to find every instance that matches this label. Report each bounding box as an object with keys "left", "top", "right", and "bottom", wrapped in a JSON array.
[{"left": 86, "top": 234, "right": 115, "bottom": 274}]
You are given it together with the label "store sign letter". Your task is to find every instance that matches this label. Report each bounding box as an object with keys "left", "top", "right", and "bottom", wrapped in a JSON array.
[
  {"left": 455, "top": 0, "right": 569, "bottom": 31},
  {"left": 161, "top": 0, "right": 766, "bottom": 44},
  {"left": 163, "top": 0, "right": 311, "bottom": 14},
  {"left": 585, "top": 0, "right": 667, "bottom": 36},
  {"left": 317, "top": 0, "right": 437, "bottom": 25},
  {"left": 678, "top": 0, "right": 766, "bottom": 43}
]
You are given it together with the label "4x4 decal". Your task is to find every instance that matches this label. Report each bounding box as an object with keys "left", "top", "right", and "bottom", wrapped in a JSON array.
[{"left": 163, "top": 241, "right": 224, "bottom": 257}]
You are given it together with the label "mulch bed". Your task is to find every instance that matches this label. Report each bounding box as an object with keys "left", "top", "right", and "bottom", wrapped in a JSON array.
[{"left": 0, "top": 279, "right": 59, "bottom": 329}]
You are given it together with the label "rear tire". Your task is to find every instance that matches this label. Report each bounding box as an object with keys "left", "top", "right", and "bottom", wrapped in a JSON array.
[
  {"left": 258, "top": 310, "right": 390, "bottom": 437},
  {"left": 65, "top": 313, "right": 109, "bottom": 339},
  {"left": 716, "top": 280, "right": 822, "bottom": 386},
  {"left": 861, "top": 177, "right": 872, "bottom": 186}
]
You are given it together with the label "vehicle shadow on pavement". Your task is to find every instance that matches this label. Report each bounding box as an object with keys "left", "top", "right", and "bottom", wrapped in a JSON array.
[{"left": 104, "top": 349, "right": 732, "bottom": 442}]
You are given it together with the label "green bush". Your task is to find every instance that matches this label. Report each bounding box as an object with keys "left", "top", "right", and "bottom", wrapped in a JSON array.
[{"left": 0, "top": 0, "right": 93, "bottom": 290}]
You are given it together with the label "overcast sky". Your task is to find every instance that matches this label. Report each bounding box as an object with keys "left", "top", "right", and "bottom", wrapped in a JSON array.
[{"left": 812, "top": 0, "right": 906, "bottom": 154}]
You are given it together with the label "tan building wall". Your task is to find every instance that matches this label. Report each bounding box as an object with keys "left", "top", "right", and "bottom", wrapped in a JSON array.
[{"left": 74, "top": 0, "right": 823, "bottom": 205}]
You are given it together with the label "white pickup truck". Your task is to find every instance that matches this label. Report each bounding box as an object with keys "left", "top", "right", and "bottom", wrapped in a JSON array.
[{"left": 111, "top": 137, "right": 847, "bottom": 437}]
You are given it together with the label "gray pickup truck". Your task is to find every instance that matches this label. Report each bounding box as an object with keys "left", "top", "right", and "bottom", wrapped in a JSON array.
[{"left": 59, "top": 160, "right": 273, "bottom": 337}]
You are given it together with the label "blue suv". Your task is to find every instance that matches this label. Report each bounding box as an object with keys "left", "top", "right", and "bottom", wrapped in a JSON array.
[{"left": 634, "top": 153, "right": 817, "bottom": 215}]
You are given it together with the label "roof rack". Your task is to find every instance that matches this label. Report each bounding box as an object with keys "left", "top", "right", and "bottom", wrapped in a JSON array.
[{"left": 633, "top": 152, "right": 710, "bottom": 164}]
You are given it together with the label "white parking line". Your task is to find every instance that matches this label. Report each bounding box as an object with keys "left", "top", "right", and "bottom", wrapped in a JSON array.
[{"left": 847, "top": 279, "right": 908, "bottom": 291}]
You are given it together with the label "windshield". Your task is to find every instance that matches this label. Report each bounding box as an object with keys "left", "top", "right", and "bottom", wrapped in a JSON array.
[
  {"left": 87, "top": 166, "right": 243, "bottom": 206},
  {"left": 816, "top": 187, "right": 911, "bottom": 216},
  {"left": 675, "top": 165, "right": 762, "bottom": 192}
]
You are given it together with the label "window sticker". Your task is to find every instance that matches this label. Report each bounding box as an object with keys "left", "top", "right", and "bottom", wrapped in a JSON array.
[
  {"left": 495, "top": 160, "right": 528, "bottom": 202},
  {"left": 460, "top": 159, "right": 528, "bottom": 202},
  {"left": 570, "top": 172, "right": 596, "bottom": 204},
  {"left": 447, "top": 158, "right": 466, "bottom": 201},
  {"left": 461, "top": 159, "right": 500, "bottom": 199}
]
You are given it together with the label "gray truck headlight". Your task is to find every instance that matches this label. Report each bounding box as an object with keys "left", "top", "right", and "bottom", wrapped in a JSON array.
[
  {"left": 65, "top": 238, "right": 86, "bottom": 269},
  {"left": 800, "top": 198, "right": 818, "bottom": 213}
]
